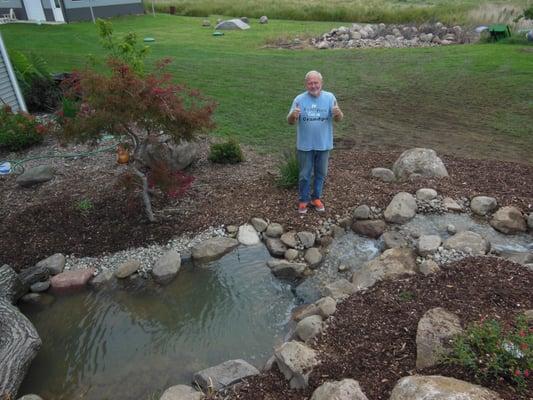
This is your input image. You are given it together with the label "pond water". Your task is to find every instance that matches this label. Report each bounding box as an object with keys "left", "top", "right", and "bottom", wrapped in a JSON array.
[{"left": 18, "top": 245, "right": 297, "bottom": 400}]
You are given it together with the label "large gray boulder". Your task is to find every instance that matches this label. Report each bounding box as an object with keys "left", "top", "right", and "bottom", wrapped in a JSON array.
[
  {"left": 416, "top": 308, "right": 462, "bottom": 369},
  {"left": 470, "top": 196, "right": 497, "bottom": 216},
  {"left": 138, "top": 139, "right": 198, "bottom": 171},
  {"left": 392, "top": 148, "right": 448, "bottom": 181},
  {"left": 444, "top": 231, "right": 490, "bottom": 255},
  {"left": 152, "top": 250, "right": 181, "bottom": 283},
  {"left": 191, "top": 237, "right": 239, "bottom": 263},
  {"left": 384, "top": 192, "right": 417, "bottom": 224},
  {"left": 193, "top": 359, "right": 259, "bottom": 391},
  {"left": 159, "top": 385, "right": 203, "bottom": 400},
  {"left": 295, "top": 315, "right": 323, "bottom": 342},
  {"left": 390, "top": 375, "right": 502, "bottom": 399},
  {"left": 274, "top": 341, "right": 319, "bottom": 389},
  {"left": 311, "top": 379, "right": 369, "bottom": 400},
  {"left": 215, "top": 19, "right": 250, "bottom": 30},
  {"left": 16, "top": 165, "right": 55, "bottom": 187},
  {"left": 490, "top": 206, "right": 527, "bottom": 234},
  {"left": 371, "top": 167, "right": 395, "bottom": 182},
  {"left": 352, "top": 248, "right": 417, "bottom": 290}
]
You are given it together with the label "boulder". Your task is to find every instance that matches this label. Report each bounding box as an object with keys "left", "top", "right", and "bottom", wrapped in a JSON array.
[
  {"left": 191, "top": 237, "right": 239, "bottom": 263},
  {"left": 115, "top": 260, "right": 141, "bottom": 279},
  {"left": 352, "top": 205, "right": 371, "bottom": 220},
  {"left": 304, "top": 248, "right": 322, "bottom": 268},
  {"left": 444, "top": 231, "right": 490, "bottom": 255},
  {"left": 193, "top": 359, "right": 259, "bottom": 391},
  {"left": 297, "top": 231, "right": 316, "bottom": 248},
  {"left": 159, "top": 385, "right": 203, "bottom": 400},
  {"left": 390, "top": 375, "right": 502, "bottom": 399},
  {"left": 250, "top": 217, "right": 268, "bottom": 232},
  {"left": 295, "top": 315, "right": 323, "bottom": 342},
  {"left": 417, "top": 235, "right": 441, "bottom": 256},
  {"left": 384, "top": 192, "right": 417, "bottom": 224},
  {"left": 152, "top": 250, "right": 181, "bottom": 283},
  {"left": 274, "top": 341, "right": 319, "bottom": 389},
  {"left": 138, "top": 139, "right": 198, "bottom": 171},
  {"left": 381, "top": 231, "right": 408, "bottom": 249},
  {"left": 315, "top": 296, "right": 336, "bottom": 318},
  {"left": 371, "top": 167, "right": 395, "bottom": 182},
  {"left": 265, "top": 223, "right": 284, "bottom": 238},
  {"left": 50, "top": 268, "right": 95, "bottom": 291},
  {"left": 237, "top": 224, "right": 260, "bottom": 245},
  {"left": 470, "top": 196, "right": 497, "bottom": 216},
  {"left": 416, "top": 308, "right": 462, "bottom": 368},
  {"left": 392, "top": 148, "right": 448, "bottom": 181},
  {"left": 419, "top": 259, "right": 440, "bottom": 275},
  {"left": 16, "top": 165, "right": 55, "bottom": 187},
  {"left": 259, "top": 15, "right": 268, "bottom": 24},
  {"left": 215, "top": 19, "right": 250, "bottom": 30},
  {"left": 352, "top": 248, "right": 417, "bottom": 290},
  {"left": 490, "top": 206, "right": 527, "bottom": 234},
  {"left": 267, "top": 260, "right": 307, "bottom": 279},
  {"left": 265, "top": 238, "right": 288, "bottom": 257},
  {"left": 285, "top": 248, "right": 299, "bottom": 261},
  {"left": 311, "top": 379, "right": 369, "bottom": 400},
  {"left": 324, "top": 279, "right": 357, "bottom": 300},
  {"left": 351, "top": 219, "right": 387, "bottom": 239},
  {"left": 36, "top": 253, "right": 65, "bottom": 275},
  {"left": 415, "top": 188, "right": 437, "bottom": 201},
  {"left": 281, "top": 232, "right": 298, "bottom": 248}
]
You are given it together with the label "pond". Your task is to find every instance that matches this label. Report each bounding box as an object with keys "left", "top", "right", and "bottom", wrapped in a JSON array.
[{"left": 19, "top": 245, "right": 297, "bottom": 400}]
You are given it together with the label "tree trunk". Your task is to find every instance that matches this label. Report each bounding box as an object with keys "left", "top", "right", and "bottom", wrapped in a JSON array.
[{"left": 132, "top": 166, "right": 155, "bottom": 222}]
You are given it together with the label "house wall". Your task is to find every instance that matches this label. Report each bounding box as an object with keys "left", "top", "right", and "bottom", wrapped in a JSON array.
[
  {"left": 0, "top": 0, "right": 27, "bottom": 20},
  {"left": 0, "top": 33, "right": 26, "bottom": 112},
  {"left": 42, "top": 0, "right": 55, "bottom": 22},
  {"left": 62, "top": 0, "right": 143, "bottom": 22}
]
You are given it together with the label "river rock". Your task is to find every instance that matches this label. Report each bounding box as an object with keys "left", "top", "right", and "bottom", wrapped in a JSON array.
[
  {"left": 237, "top": 224, "right": 260, "bottom": 245},
  {"left": 115, "top": 260, "right": 141, "bottom": 278},
  {"left": 292, "top": 303, "right": 320, "bottom": 321},
  {"left": 265, "top": 238, "right": 288, "bottom": 257},
  {"left": 90, "top": 269, "right": 114, "bottom": 287},
  {"left": 324, "top": 279, "right": 357, "bottom": 300},
  {"left": 281, "top": 232, "right": 298, "bottom": 248},
  {"left": 36, "top": 253, "right": 65, "bottom": 275},
  {"left": 16, "top": 165, "right": 55, "bottom": 187},
  {"left": 29, "top": 281, "right": 50, "bottom": 293},
  {"left": 191, "top": 237, "right": 239, "bottom": 263},
  {"left": 331, "top": 225, "right": 345, "bottom": 238},
  {"left": 371, "top": 167, "right": 395, "bottom": 182},
  {"left": 265, "top": 223, "right": 284, "bottom": 238},
  {"left": 419, "top": 259, "right": 440, "bottom": 275},
  {"left": 18, "top": 395, "right": 44, "bottom": 400},
  {"left": 285, "top": 248, "right": 299, "bottom": 261},
  {"left": 297, "top": 231, "right": 316, "bottom": 248},
  {"left": 490, "top": 206, "right": 527, "bottom": 234},
  {"left": 442, "top": 197, "right": 462, "bottom": 211},
  {"left": 315, "top": 296, "right": 336, "bottom": 318},
  {"left": 352, "top": 248, "right": 417, "bottom": 291},
  {"left": 384, "top": 192, "right": 417, "bottom": 224},
  {"left": 351, "top": 219, "right": 387, "bottom": 239},
  {"left": 392, "top": 148, "right": 448, "bottom": 181},
  {"left": 444, "top": 231, "right": 490, "bottom": 255},
  {"left": 389, "top": 375, "right": 502, "bottom": 399},
  {"left": 352, "top": 205, "right": 371, "bottom": 220},
  {"left": 304, "top": 248, "right": 322, "bottom": 268},
  {"left": 250, "top": 217, "right": 268, "bottom": 232},
  {"left": 193, "top": 359, "right": 259, "bottom": 391},
  {"left": 159, "top": 384, "right": 202, "bottom": 400},
  {"left": 274, "top": 341, "right": 319, "bottom": 389},
  {"left": 417, "top": 235, "right": 441, "bottom": 256},
  {"left": 152, "top": 250, "right": 181, "bottom": 283},
  {"left": 311, "top": 379, "right": 369, "bottom": 400},
  {"left": 416, "top": 308, "right": 462, "bottom": 368},
  {"left": 470, "top": 196, "right": 497, "bottom": 216},
  {"left": 416, "top": 188, "right": 437, "bottom": 201},
  {"left": 296, "top": 315, "right": 323, "bottom": 342},
  {"left": 267, "top": 260, "right": 307, "bottom": 279},
  {"left": 50, "top": 268, "right": 95, "bottom": 291},
  {"left": 381, "top": 231, "right": 408, "bottom": 249}
]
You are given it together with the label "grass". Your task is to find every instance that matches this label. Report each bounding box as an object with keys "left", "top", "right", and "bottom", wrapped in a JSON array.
[
  {"left": 1, "top": 14, "right": 532, "bottom": 162},
  {"left": 149, "top": 0, "right": 532, "bottom": 26}
]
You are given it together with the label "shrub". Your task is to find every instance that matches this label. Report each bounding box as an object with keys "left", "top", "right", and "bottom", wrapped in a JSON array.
[
  {"left": 0, "top": 106, "right": 46, "bottom": 151},
  {"left": 443, "top": 315, "right": 532, "bottom": 390},
  {"left": 277, "top": 149, "right": 299, "bottom": 188},
  {"left": 208, "top": 138, "right": 244, "bottom": 164}
]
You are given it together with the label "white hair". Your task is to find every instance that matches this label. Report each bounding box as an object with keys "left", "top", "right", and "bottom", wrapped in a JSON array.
[{"left": 305, "top": 70, "right": 323, "bottom": 81}]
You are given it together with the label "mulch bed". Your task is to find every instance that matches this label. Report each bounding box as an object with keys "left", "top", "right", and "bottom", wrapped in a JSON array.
[{"left": 216, "top": 257, "right": 533, "bottom": 400}]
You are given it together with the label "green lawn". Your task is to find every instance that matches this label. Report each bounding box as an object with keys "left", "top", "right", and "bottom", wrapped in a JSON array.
[{"left": 1, "top": 14, "right": 532, "bottom": 162}]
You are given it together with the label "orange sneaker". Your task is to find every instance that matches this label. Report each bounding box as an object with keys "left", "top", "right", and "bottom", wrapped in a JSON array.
[
  {"left": 298, "top": 202, "right": 308, "bottom": 214},
  {"left": 310, "top": 199, "right": 325, "bottom": 212}
]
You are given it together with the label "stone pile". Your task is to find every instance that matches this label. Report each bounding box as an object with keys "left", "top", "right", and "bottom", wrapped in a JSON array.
[{"left": 312, "top": 22, "right": 472, "bottom": 49}]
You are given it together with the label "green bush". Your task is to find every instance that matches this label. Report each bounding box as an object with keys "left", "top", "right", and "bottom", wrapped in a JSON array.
[
  {"left": 208, "top": 138, "right": 244, "bottom": 164},
  {"left": 443, "top": 315, "right": 532, "bottom": 390},
  {"left": 0, "top": 106, "right": 46, "bottom": 151},
  {"left": 277, "top": 149, "right": 299, "bottom": 188}
]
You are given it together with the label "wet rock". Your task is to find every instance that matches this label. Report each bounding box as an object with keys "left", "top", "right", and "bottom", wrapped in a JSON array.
[
  {"left": 29, "top": 281, "right": 50, "bottom": 293},
  {"left": 265, "top": 238, "right": 288, "bottom": 257},
  {"left": 331, "top": 225, "right": 345, "bottom": 238},
  {"left": 416, "top": 188, "right": 437, "bottom": 201},
  {"left": 296, "top": 315, "right": 323, "bottom": 342},
  {"left": 193, "top": 359, "right": 259, "bottom": 391},
  {"left": 90, "top": 269, "right": 114, "bottom": 287},
  {"left": 160, "top": 384, "right": 203, "bottom": 400},
  {"left": 417, "top": 235, "right": 442, "bottom": 256},
  {"left": 237, "top": 224, "right": 260, "bottom": 245},
  {"left": 381, "top": 231, "right": 408, "bottom": 249},
  {"left": 324, "top": 279, "right": 357, "bottom": 300},
  {"left": 191, "top": 237, "right": 239, "bottom": 263},
  {"left": 470, "top": 196, "right": 497, "bottom": 216},
  {"left": 274, "top": 341, "right": 319, "bottom": 389},
  {"left": 16, "top": 165, "right": 55, "bottom": 187},
  {"left": 304, "top": 248, "right": 323, "bottom": 268},
  {"left": 419, "top": 259, "right": 440, "bottom": 275},
  {"left": 281, "top": 232, "right": 299, "bottom": 248},
  {"left": 384, "top": 192, "right": 417, "bottom": 224},
  {"left": 311, "top": 379, "right": 369, "bottom": 400},
  {"left": 444, "top": 231, "right": 490, "bottom": 255},
  {"left": 389, "top": 375, "right": 502, "bottom": 399},
  {"left": 371, "top": 167, "right": 395, "bottom": 182},
  {"left": 392, "top": 148, "right": 448, "bottom": 181},
  {"left": 50, "top": 268, "right": 95, "bottom": 291},
  {"left": 416, "top": 308, "right": 462, "bottom": 368},
  {"left": 115, "top": 260, "right": 141, "bottom": 278},
  {"left": 265, "top": 223, "right": 284, "bottom": 238},
  {"left": 267, "top": 260, "right": 307, "bottom": 279},
  {"left": 351, "top": 219, "right": 387, "bottom": 239},
  {"left": 352, "top": 248, "right": 417, "bottom": 290},
  {"left": 152, "top": 250, "right": 181, "bottom": 284},
  {"left": 297, "top": 231, "right": 316, "bottom": 248},
  {"left": 490, "top": 206, "right": 527, "bottom": 234},
  {"left": 250, "top": 217, "right": 268, "bottom": 232},
  {"left": 36, "top": 253, "right": 65, "bottom": 275},
  {"left": 446, "top": 224, "right": 457, "bottom": 234},
  {"left": 353, "top": 205, "right": 371, "bottom": 220}
]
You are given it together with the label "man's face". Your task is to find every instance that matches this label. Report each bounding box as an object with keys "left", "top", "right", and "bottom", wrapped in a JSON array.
[{"left": 306, "top": 75, "right": 322, "bottom": 97}]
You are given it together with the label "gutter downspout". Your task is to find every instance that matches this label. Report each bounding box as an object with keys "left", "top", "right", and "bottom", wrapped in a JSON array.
[{"left": 0, "top": 33, "right": 27, "bottom": 112}]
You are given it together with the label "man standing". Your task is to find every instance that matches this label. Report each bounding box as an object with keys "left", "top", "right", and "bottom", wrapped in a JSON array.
[{"left": 287, "top": 71, "right": 343, "bottom": 214}]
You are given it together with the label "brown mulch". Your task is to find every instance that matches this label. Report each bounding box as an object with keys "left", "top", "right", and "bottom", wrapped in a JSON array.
[{"left": 217, "top": 257, "right": 533, "bottom": 400}]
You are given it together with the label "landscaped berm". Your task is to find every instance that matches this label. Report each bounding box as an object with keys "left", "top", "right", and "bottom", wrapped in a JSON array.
[{"left": 0, "top": 1, "right": 532, "bottom": 399}]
